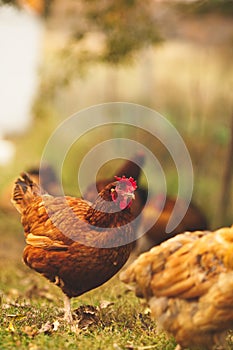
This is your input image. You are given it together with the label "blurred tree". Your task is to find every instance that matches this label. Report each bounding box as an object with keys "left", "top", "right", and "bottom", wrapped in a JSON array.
[{"left": 41, "top": 0, "right": 163, "bottom": 88}]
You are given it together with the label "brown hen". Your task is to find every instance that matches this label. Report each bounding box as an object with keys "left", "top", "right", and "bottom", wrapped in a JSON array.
[
  {"left": 12, "top": 172, "right": 137, "bottom": 322},
  {"left": 120, "top": 226, "right": 233, "bottom": 350}
]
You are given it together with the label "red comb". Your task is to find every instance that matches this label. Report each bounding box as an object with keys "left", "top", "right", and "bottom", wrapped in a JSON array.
[{"left": 114, "top": 175, "right": 137, "bottom": 190}]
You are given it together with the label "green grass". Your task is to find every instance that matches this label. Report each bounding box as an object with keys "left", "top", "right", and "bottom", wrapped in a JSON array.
[
  {"left": 0, "top": 285, "right": 176, "bottom": 350},
  {"left": 0, "top": 265, "right": 175, "bottom": 350}
]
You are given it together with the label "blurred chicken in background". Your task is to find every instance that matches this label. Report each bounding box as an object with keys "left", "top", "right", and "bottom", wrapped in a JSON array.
[
  {"left": 0, "top": 163, "right": 60, "bottom": 212},
  {"left": 26, "top": 164, "right": 62, "bottom": 196},
  {"left": 136, "top": 193, "right": 208, "bottom": 253}
]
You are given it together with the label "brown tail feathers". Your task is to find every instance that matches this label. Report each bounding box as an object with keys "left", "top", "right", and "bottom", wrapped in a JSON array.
[{"left": 11, "top": 172, "right": 46, "bottom": 213}]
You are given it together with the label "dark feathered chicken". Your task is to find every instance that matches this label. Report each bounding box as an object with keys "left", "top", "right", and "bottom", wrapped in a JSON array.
[
  {"left": 26, "top": 164, "right": 61, "bottom": 196},
  {"left": 137, "top": 194, "right": 208, "bottom": 253},
  {"left": 1, "top": 164, "right": 61, "bottom": 213},
  {"left": 12, "top": 172, "right": 137, "bottom": 322},
  {"left": 120, "top": 226, "right": 233, "bottom": 350}
]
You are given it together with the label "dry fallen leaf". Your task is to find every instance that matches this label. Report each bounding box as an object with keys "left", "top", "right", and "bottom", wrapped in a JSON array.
[
  {"left": 52, "top": 320, "right": 60, "bottom": 331},
  {"left": 38, "top": 321, "right": 52, "bottom": 334},
  {"left": 37, "top": 320, "right": 59, "bottom": 335},
  {"left": 99, "top": 300, "right": 114, "bottom": 310},
  {"left": 74, "top": 305, "right": 100, "bottom": 330}
]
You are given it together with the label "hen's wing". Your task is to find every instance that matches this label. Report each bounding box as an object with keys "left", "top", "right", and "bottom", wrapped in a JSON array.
[{"left": 21, "top": 191, "right": 110, "bottom": 249}]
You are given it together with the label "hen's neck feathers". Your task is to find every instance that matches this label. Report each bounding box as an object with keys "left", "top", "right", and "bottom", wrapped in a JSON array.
[{"left": 85, "top": 185, "right": 133, "bottom": 228}]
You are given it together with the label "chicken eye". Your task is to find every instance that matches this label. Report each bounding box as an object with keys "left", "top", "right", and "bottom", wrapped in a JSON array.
[{"left": 110, "top": 188, "right": 118, "bottom": 201}]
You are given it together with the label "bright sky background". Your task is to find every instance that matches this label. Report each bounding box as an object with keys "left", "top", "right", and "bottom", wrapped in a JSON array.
[{"left": 0, "top": 4, "right": 43, "bottom": 136}]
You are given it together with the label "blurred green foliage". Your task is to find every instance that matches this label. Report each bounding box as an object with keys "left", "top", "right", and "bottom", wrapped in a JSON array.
[{"left": 81, "top": 0, "right": 162, "bottom": 63}]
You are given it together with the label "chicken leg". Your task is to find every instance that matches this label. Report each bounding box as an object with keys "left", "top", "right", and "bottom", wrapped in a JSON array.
[{"left": 63, "top": 294, "right": 73, "bottom": 323}]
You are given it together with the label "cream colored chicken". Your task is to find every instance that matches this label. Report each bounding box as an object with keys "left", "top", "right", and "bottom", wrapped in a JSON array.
[{"left": 120, "top": 226, "right": 233, "bottom": 350}]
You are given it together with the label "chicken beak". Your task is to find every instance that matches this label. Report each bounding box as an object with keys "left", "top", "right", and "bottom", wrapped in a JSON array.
[{"left": 127, "top": 193, "right": 135, "bottom": 200}]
